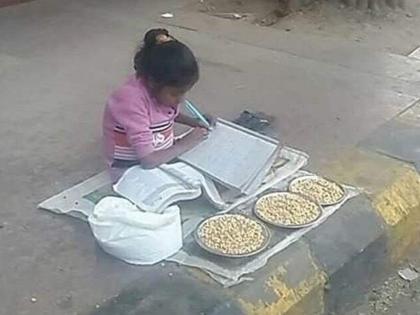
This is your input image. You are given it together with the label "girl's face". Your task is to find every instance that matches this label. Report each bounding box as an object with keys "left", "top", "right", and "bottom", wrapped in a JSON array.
[
  {"left": 155, "top": 86, "right": 188, "bottom": 107},
  {"left": 145, "top": 78, "right": 194, "bottom": 107}
]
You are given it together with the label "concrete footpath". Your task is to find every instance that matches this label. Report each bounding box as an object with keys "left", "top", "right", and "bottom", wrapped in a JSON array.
[{"left": 1, "top": 1, "right": 419, "bottom": 314}]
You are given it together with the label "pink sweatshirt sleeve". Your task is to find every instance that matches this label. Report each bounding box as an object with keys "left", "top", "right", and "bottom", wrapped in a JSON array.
[{"left": 109, "top": 90, "right": 155, "bottom": 159}]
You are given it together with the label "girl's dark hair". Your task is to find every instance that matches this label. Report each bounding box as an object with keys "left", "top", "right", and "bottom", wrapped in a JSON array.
[{"left": 134, "top": 28, "right": 199, "bottom": 89}]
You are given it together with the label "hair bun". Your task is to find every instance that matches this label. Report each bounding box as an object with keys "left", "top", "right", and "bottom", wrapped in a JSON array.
[{"left": 143, "top": 28, "right": 170, "bottom": 47}]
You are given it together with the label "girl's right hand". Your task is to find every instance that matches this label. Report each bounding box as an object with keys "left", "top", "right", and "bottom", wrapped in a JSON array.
[
  {"left": 182, "top": 127, "right": 209, "bottom": 146},
  {"left": 140, "top": 127, "right": 208, "bottom": 169}
]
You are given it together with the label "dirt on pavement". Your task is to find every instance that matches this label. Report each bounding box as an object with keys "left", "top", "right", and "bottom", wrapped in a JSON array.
[
  {"left": 345, "top": 249, "right": 420, "bottom": 315},
  {"left": 194, "top": 0, "right": 420, "bottom": 55}
]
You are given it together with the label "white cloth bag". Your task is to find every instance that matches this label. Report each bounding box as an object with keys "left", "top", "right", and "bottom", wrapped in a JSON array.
[{"left": 88, "top": 197, "right": 182, "bottom": 265}]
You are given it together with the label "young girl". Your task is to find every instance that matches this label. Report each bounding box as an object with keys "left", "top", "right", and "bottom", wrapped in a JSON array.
[{"left": 103, "top": 29, "right": 210, "bottom": 182}]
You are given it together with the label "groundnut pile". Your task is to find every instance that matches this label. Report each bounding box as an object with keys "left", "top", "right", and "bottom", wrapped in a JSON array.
[
  {"left": 255, "top": 192, "right": 321, "bottom": 226},
  {"left": 289, "top": 176, "right": 344, "bottom": 205},
  {"left": 197, "top": 214, "right": 267, "bottom": 256}
]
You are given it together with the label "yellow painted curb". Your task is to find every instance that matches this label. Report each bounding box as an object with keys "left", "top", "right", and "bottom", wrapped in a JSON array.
[
  {"left": 238, "top": 254, "right": 326, "bottom": 315},
  {"left": 240, "top": 271, "right": 325, "bottom": 315},
  {"left": 320, "top": 148, "right": 420, "bottom": 262},
  {"left": 373, "top": 169, "right": 420, "bottom": 226},
  {"left": 373, "top": 169, "right": 420, "bottom": 261}
]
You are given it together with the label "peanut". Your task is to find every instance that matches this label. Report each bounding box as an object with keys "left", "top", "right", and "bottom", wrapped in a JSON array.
[
  {"left": 197, "top": 214, "right": 267, "bottom": 255},
  {"left": 289, "top": 176, "right": 344, "bottom": 205},
  {"left": 255, "top": 192, "right": 321, "bottom": 226}
]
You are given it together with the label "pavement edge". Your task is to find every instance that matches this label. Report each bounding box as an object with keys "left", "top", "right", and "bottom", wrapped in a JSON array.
[{"left": 226, "top": 148, "right": 420, "bottom": 315}]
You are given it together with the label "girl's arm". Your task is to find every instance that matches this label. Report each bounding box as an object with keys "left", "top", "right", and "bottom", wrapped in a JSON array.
[
  {"left": 175, "top": 113, "right": 201, "bottom": 128},
  {"left": 139, "top": 127, "right": 208, "bottom": 169},
  {"left": 116, "top": 98, "right": 208, "bottom": 169},
  {"left": 175, "top": 113, "right": 214, "bottom": 129}
]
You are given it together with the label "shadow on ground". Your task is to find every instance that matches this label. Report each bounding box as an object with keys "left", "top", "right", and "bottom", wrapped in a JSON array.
[{"left": 87, "top": 272, "right": 244, "bottom": 315}]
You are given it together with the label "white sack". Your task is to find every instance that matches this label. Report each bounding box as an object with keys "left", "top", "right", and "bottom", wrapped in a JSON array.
[{"left": 88, "top": 197, "right": 182, "bottom": 265}]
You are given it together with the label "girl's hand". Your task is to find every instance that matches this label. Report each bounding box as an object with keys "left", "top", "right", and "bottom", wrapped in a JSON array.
[
  {"left": 199, "top": 114, "right": 216, "bottom": 130},
  {"left": 181, "top": 127, "right": 209, "bottom": 146},
  {"left": 175, "top": 113, "right": 216, "bottom": 130},
  {"left": 141, "top": 127, "right": 208, "bottom": 169}
]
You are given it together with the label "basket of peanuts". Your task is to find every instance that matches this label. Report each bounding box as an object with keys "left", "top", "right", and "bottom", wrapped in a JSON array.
[
  {"left": 195, "top": 214, "right": 271, "bottom": 258},
  {"left": 288, "top": 175, "right": 345, "bottom": 206},
  {"left": 254, "top": 191, "right": 323, "bottom": 228}
]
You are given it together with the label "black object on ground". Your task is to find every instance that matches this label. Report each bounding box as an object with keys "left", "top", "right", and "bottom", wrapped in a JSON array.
[{"left": 232, "top": 110, "right": 275, "bottom": 135}]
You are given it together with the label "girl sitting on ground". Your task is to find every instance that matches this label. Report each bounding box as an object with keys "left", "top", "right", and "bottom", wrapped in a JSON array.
[{"left": 103, "top": 29, "right": 211, "bottom": 182}]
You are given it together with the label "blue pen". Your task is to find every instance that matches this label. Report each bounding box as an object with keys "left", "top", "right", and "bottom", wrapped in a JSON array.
[{"left": 184, "top": 99, "right": 211, "bottom": 129}]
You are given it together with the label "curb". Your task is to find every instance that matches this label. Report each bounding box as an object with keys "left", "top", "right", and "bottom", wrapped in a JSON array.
[
  {"left": 322, "top": 148, "right": 420, "bottom": 263},
  {"left": 220, "top": 148, "right": 420, "bottom": 315},
  {"left": 236, "top": 240, "right": 326, "bottom": 315}
]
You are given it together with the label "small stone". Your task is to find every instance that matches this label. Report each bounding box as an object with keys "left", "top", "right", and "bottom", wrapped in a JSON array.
[
  {"left": 160, "top": 262, "right": 165, "bottom": 267},
  {"left": 31, "top": 297, "right": 37, "bottom": 303},
  {"left": 161, "top": 13, "right": 174, "bottom": 19},
  {"left": 406, "top": 13, "right": 413, "bottom": 18},
  {"left": 398, "top": 267, "right": 419, "bottom": 281},
  {"left": 95, "top": 304, "right": 100, "bottom": 309},
  {"left": 168, "top": 272, "right": 173, "bottom": 277}
]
